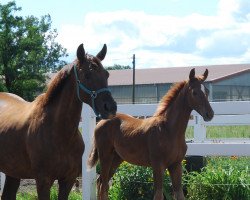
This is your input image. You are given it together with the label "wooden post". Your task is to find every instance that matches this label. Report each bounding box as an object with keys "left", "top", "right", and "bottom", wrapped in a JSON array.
[
  {"left": 82, "top": 103, "right": 97, "bottom": 200},
  {"left": 0, "top": 172, "right": 5, "bottom": 195},
  {"left": 193, "top": 113, "right": 206, "bottom": 142},
  {"left": 132, "top": 54, "right": 135, "bottom": 104}
]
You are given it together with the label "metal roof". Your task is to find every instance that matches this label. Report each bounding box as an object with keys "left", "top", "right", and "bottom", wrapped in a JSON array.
[{"left": 108, "top": 64, "right": 250, "bottom": 86}]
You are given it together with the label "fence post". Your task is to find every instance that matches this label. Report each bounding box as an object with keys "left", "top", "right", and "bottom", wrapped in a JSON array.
[
  {"left": 0, "top": 172, "right": 5, "bottom": 194},
  {"left": 82, "top": 103, "right": 96, "bottom": 200},
  {"left": 193, "top": 113, "right": 206, "bottom": 142}
]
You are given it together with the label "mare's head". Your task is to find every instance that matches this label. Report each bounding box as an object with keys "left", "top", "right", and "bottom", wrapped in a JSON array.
[
  {"left": 75, "top": 44, "right": 117, "bottom": 119},
  {"left": 186, "top": 69, "right": 214, "bottom": 121}
]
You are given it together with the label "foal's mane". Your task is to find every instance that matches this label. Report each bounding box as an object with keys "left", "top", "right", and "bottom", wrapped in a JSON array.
[{"left": 154, "top": 81, "right": 187, "bottom": 116}]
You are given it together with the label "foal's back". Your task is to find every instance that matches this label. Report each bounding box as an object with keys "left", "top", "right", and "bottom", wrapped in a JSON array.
[{"left": 95, "top": 113, "right": 163, "bottom": 166}]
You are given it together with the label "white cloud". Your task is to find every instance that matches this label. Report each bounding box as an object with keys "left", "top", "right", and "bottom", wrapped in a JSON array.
[{"left": 57, "top": 0, "right": 250, "bottom": 68}]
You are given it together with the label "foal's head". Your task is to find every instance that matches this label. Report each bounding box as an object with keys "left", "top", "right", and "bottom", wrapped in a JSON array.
[
  {"left": 75, "top": 44, "right": 117, "bottom": 119},
  {"left": 186, "top": 69, "right": 214, "bottom": 121}
]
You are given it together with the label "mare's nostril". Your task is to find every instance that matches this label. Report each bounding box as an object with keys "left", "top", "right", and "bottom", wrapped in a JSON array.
[
  {"left": 104, "top": 101, "right": 117, "bottom": 113},
  {"left": 104, "top": 103, "right": 110, "bottom": 112}
]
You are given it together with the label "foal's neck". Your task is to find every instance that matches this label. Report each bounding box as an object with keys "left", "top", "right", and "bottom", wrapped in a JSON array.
[{"left": 164, "top": 86, "right": 192, "bottom": 139}]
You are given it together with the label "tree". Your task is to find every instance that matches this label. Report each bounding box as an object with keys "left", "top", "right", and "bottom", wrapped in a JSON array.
[
  {"left": 105, "top": 64, "right": 131, "bottom": 70},
  {"left": 0, "top": 1, "right": 68, "bottom": 101}
]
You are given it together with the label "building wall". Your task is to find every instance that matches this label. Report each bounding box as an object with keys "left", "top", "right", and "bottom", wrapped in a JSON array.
[
  {"left": 211, "top": 72, "right": 250, "bottom": 101},
  {"left": 110, "top": 72, "right": 250, "bottom": 104},
  {"left": 110, "top": 83, "right": 171, "bottom": 104}
]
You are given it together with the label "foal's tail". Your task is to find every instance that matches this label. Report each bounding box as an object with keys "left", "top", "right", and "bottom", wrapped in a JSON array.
[{"left": 87, "top": 139, "right": 99, "bottom": 169}]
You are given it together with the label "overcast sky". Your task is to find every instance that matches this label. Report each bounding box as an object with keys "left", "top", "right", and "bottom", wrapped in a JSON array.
[{"left": 2, "top": 0, "right": 250, "bottom": 68}]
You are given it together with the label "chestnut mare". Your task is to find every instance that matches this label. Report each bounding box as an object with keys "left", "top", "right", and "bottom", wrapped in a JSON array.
[
  {"left": 88, "top": 69, "right": 214, "bottom": 200},
  {"left": 0, "top": 44, "right": 117, "bottom": 200}
]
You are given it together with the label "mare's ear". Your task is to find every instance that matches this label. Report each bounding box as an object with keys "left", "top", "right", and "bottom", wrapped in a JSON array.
[
  {"left": 189, "top": 68, "right": 195, "bottom": 80},
  {"left": 200, "top": 69, "right": 208, "bottom": 82},
  {"left": 96, "top": 44, "right": 107, "bottom": 61},
  {"left": 77, "top": 44, "right": 86, "bottom": 63}
]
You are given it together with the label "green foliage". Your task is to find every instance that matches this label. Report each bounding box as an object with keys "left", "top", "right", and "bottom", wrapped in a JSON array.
[
  {"left": 109, "top": 162, "right": 172, "bottom": 200},
  {"left": 105, "top": 64, "right": 131, "bottom": 70},
  {"left": 185, "top": 157, "right": 250, "bottom": 200},
  {"left": 0, "top": 1, "right": 68, "bottom": 100}
]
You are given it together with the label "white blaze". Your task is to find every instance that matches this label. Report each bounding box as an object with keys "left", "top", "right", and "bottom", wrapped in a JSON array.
[{"left": 201, "top": 84, "right": 206, "bottom": 94}]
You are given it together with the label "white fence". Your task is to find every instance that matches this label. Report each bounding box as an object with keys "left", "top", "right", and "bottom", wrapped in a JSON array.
[{"left": 1, "top": 101, "right": 250, "bottom": 199}]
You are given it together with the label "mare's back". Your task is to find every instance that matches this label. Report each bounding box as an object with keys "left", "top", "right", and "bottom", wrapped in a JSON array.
[{"left": 0, "top": 92, "right": 31, "bottom": 131}]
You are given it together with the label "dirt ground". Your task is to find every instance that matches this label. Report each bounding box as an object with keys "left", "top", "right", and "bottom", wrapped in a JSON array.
[{"left": 0, "top": 177, "right": 82, "bottom": 196}]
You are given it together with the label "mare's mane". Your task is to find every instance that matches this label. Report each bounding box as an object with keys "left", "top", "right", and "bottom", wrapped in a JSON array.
[
  {"left": 39, "top": 53, "right": 103, "bottom": 106},
  {"left": 154, "top": 81, "right": 187, "bottom": 116},
  {"left": 40, "top": 63, "right": 75, "bottom": 106}
]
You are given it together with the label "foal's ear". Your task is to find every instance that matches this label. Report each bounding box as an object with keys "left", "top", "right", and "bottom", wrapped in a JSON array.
[
  {"left": 200, "top": 69, "right": 208, "bottom": 82},
  {"left": 77, "top": 44, "right": 86, "bottom": 63},
  {"left": 189, "top": 68, "right": 195, "bottom": 80},
  {"left": 96, "top": 44, "right": 107, "bottom": 61}
]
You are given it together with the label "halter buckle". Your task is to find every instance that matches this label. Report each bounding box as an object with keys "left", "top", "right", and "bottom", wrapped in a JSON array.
[{"left": 91, "top": 91, "right": 97, "bottom": 99}]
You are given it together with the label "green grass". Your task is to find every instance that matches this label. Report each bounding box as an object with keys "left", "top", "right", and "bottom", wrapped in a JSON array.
[
  {"left": 16, "top": 186, "right": 82, "bottom": 200},
  {"left": 207, "top": 126, "right": 250, "bottom": 138},
  {"left": 185, "top": 126, "right": 250, "bottom": 139}
]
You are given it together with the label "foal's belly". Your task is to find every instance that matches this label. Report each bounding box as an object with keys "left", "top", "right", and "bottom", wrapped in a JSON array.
[{"left": 114, "top": 142, "right": 151, "bottom": 167}]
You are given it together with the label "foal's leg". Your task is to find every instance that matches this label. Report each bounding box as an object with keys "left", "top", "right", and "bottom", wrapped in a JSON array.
[
  {"left": 108, "top": 152, "right": 123, "bottom": 180},
  {"left": 168, "top": 163, "right": 185, "bottom": 200},
  {"left": 36, "top": 177, "right": 54, "bottom": 200},
  {"left": 58, "top": 178, "right": 76, "bottom": 200},
  {"left": 1, "top": 175, "right": 20, "bottom": 200},
  {"left": 97, "top": 153, "right": 122, "bottom": 198},
  {"left": 152, "top": 165, "right": 165, "bottom": 200},
  {"left": 98, "top": 149, "right": 114, "bottom": 200}
]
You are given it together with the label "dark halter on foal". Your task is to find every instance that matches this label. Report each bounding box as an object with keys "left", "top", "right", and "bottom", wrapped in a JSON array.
[{"left": 73, "top": 64, "right": 111, "bottom": 118}]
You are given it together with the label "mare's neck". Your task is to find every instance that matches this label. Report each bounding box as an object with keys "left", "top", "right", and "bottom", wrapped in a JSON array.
[
  {"left": 46, "top": 71, "right": 83, "bottom": 136},
  {"left": 164, "top": 86, "right": 192, "bottom": 140}
]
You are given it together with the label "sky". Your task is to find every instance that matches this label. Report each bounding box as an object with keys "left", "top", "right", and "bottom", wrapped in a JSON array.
[{"left": 2, "top": 0, "right": 250, "bottom": 68}]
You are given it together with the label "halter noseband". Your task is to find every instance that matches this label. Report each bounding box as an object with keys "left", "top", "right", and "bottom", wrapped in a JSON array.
[{"left": 73, "top": 64, "right": 111, "bottom": 118}]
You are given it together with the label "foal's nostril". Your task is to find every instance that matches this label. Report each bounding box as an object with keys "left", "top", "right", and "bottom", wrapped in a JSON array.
[
  {"left": 206, "top": 112, "right": 210, "bottom": 118},
  {"left": 205, "top": 111, "right": 214, "bottom": 120}
]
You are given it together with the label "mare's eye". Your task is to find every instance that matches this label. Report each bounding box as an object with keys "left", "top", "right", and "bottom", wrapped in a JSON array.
[{"left": 193, "top": 90, "right": 197, "bottom": 96}]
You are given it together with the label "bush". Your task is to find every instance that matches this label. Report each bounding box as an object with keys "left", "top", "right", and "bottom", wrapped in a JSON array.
[
  {"left": 185, "top": 157, "right": 250, "bottom": 200},
  {"left": 109, "top": 162, "right": 172, "bottom": 200}
]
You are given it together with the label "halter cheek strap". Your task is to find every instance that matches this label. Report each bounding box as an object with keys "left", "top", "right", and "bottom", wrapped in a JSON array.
[{"left": 73, "top": 64, "right": 111, "bottom": 118}]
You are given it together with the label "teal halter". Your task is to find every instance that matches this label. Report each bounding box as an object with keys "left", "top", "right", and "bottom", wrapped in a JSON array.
[{"left": 73, "top": 64, "right": 111, "bottom": 118}]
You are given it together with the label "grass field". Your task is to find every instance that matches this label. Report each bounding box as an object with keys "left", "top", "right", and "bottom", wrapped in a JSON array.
[{"left": 185, "top": 125, "right": 250, "bottom": 139}]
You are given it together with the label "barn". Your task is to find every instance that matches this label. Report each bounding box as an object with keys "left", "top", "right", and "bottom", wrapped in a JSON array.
[{"left": 108, "top": 64, "right": 250, "bottom": 104}]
